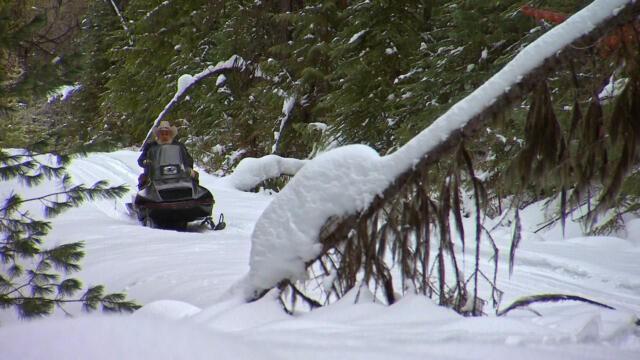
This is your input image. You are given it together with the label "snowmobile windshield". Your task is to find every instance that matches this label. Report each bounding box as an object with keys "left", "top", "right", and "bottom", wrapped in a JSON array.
[
  {"left": 149, "top": 144, "right": 189, "bottom": 181},
  {"left": 155, "top": 144, "right": 183, "bottom": 166}
]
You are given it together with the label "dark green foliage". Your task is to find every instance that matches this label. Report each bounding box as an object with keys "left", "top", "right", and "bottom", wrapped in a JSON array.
[
  {"left": 62, "top": 0, "right": 567, "bottom": 169},
  {"left": 271, "top": 1, "right": 640, "bottom": 316},
  {"left": 0, "top": 148, "right": 139, "bottom": 319},
  {"left": 0, "top": 0, "right": 85, "bottom": 111},
  {"left": 64, "top": 0, "right": 129, "bottom": 148}
]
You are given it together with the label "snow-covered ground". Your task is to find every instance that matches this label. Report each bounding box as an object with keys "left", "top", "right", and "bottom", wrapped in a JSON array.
[{"left": 1, "top": 150, "right": 639, "bottom": 359}]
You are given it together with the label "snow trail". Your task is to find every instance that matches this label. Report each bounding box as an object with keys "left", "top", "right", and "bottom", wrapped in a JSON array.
[{"left": 1, "top": 150, "right": 640, "bottom": 359}]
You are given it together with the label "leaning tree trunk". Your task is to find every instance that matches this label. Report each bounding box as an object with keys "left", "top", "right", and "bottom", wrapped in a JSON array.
[{"left": 245, "top": 0, "right": 640, "bottom": 314}]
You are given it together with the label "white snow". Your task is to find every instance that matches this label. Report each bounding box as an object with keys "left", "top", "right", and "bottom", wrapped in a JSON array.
[
  {"left": 177, "top": 74, "right": 195, "bottom": 93},
  {"left": 2, "top": 1, "right": 639, "bottom": 358},
  {"left": 391, "top": 0, "right": 632, "bottom": 170},
  {"left": 222, "top": 154, "right": 307, "bottom": 191},
  {"left": 241, "top": 145, "right": 390, "bottom": 297},
  {"left": 282, "top": 95, "right": 296, "bottom": 115},
  {"left": 598, "top": 77, "right": 628, "bottom": 101},
  {"left": 272, "top": 96, "right": 297, "bottom": 153},
  {"left": 307, "top": 122, "right": 328, "bottom": 132},
  {"left": 349, "top": 30, "right": 368, "bottom": 44},
  {"left": 480, "top": 47, "right": 488, "bottom": 61},
  {"left": 47, "top": 84, "right": 81, "bottom": 103},
  {"left": 385, "top": 47, "right": 397, "bottom": 55},
  {"left": 216, "top": 74, "right": 227, "bottom": 87},
  {"left": 0, "top": 150, "right": 639, "bottom": 359}
]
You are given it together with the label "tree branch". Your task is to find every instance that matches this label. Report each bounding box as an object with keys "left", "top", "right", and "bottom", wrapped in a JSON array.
[
  {"left": 142, "top": 55, "right": 247, "bottom": 146},
  {"left": 497, "top": 294, "right": 615, "bottom": 316},
  {"left": 103, "top": 0, "right": 134, "bottom": 46}
]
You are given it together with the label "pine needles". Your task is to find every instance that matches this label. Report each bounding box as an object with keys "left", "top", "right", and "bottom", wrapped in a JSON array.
[{"left": 0, "top": 148, "right": 140, "bottom": 319}]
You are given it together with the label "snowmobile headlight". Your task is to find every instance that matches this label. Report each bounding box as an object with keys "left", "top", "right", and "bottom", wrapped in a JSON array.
[{"left": 162, "top": 165, "right": 179, "bottom": 175}]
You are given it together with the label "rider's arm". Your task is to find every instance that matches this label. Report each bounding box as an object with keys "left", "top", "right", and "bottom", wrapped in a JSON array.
[
  {"left": 181, "top": 143, "right": 194, "bottom": 169},
  {"left": 138, "top": 143, "right": 152, "bottom": 167}
]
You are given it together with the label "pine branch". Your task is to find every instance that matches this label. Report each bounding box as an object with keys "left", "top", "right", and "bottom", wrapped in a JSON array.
[
  {"left": 497, "top": 293, "right": 615, "bottom": 316},
  {"left": 9, "top": 289, "right": 141, "bottom": 318},
  {"left": 0, "top": 183, "right": 128, "bottom": 218},
  {"left": 104, "top": 0, "right": 133, "bottom": 46},
  {"left": 1, "top": 147, "right": 136, "bottom": 319}
]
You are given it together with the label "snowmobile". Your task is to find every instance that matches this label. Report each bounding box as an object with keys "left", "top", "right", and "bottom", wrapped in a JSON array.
[{"left": 126, "top": 144, "right": 225, "bottom": 231}]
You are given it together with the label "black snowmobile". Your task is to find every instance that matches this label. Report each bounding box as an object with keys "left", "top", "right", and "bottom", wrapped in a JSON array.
[{"left": 126, "top": 144, "right": 225, "bottom": 231}]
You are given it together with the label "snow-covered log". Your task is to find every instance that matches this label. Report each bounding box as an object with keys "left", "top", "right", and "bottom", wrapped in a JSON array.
[
  {"left": 224, "top": 155, "right": 307, "bottom": 191},
  {"left": 240, "top": 0, "right": 640, "bottom": 302}
]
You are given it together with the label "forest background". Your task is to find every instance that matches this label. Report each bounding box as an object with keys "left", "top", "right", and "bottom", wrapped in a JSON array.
[{"left": 1, "top": 0, "right": 638, "bottom": 236}]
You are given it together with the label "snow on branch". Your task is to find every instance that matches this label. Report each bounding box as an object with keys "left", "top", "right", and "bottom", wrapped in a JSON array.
[
  {"left": 241, "top": 145, "right": 388, "bottom": 298},
  {"left": 386, "top": 0, "right": 637, "bottom": 167},
  {"left": 238, "top": 0, "right": 639, "bottom": 301},
  {"left": 141, "top": 0, "right": 172, "bottom": 22},
  {"left": 105, "top": 0, "right": 133, "bottom": 46},
  {"left": 143, "top": 55, "right": 246, "bottom": 146},
  {"left": 223, "top": 155, "right": 307, "bottom": 191},
  {"left": 272, "top": 96, "right": 296, "bottom": 155}
]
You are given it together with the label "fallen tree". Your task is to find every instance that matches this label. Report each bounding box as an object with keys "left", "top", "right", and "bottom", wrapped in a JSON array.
[{"left": 238, "top": 0, "right": 640, "bottom": 315}]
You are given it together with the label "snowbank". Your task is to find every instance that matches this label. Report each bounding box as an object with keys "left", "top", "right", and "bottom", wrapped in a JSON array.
[
  {"left": 0, "top": 314, "right": 274, "bottom": 360},
  {"left": 1, "top": 151, "right": 639, "bottom": 359},
  {"left": 243, "top": 145, "right": 391, "bottom": 297}
]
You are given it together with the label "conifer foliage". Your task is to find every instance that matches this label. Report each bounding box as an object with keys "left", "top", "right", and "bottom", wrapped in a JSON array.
[
  {"left": 0, "top": 147, "right": 140, "bottom": 318},
  {"left": 265, "top": 0, "right": 640, "bottom": 316}
]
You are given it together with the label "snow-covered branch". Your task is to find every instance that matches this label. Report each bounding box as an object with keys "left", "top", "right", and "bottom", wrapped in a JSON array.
[
  {"left": 271, "top": 96, "right": 296, "bottom": 155},
  {"left": 141, "top": 0, "right": 172, "bottom": 22},
  {"left": 104, "top": 0, "right": 133, "bottom": 46},
  {"left": 224, "top": 155, "right": 307, "bottom": 191},
  {"left": 143, "top": 55, "right": 246, "bottom": 146},
  {"left": 238, "top": 0, "right": 640, "bottom": 301}
]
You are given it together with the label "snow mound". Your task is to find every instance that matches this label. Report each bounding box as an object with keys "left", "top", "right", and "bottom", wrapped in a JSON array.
[
  {"left": 242, "top": 144, "right": 392, "bottom": 297},
  {"left": 0, "top": 315, "right": 275, "bottom": 360},
  {"left": 136, "top": 300, "right": 201, "bottom": 320},
  {"left": 223, "top": 154, "right": 307, "bottom": 191}
]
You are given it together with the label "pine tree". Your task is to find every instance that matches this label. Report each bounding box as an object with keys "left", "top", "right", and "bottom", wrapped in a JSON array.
[
  {"left": 64, "top": 0, "right": 125, "bottom": 148},
  {"left": 243, "top": 0, "right": 640, "bottom": 314},
  {"left": 0, "top": 1, "right": 52, "bottom": 113},
  {"left": 0, "top": 146, "right": 140, "bottom": 318},
  {"left": 0, "top": 0, "right": 89, "bottom": 147}
]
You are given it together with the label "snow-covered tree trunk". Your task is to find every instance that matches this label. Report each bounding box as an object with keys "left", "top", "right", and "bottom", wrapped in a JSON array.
[
  {"left": 241, "top": 0, "right": 640, "bottom": 311},
  {"left": 142, "top": 55, "right": 246, "bottom": 146},
  {"left": 104, "top": 0, "right": 133, "bottom": 45}
]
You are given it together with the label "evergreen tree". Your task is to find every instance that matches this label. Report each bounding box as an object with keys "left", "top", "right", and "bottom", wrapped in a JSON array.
[
  {"left": 0, "top": 0, "right": 88, "bottom": 147},
  {"left": 65, "top": 0, "right": 126, "bottom": 148},
  {"left": 0, "top": 146, "right": 140, "bottom": 318},
  {"left": 1, "top": 2, "right": 139, "bottom": 318},
  {"left": 0, "top": 1, "right": 54, "bottom": 113}
]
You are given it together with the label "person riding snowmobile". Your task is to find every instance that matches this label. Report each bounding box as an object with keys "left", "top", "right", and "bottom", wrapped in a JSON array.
[{"left": 137, "top": 120, "right": 198, "bottom": 189}]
